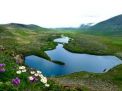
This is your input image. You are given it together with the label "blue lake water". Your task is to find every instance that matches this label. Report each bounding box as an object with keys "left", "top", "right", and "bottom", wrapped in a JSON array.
[
  {"left": 53, "top": 36, "right": 70, "bottom": 43},
  {"left": 25, "top": 37, "right": 122, "bottom": 77}
]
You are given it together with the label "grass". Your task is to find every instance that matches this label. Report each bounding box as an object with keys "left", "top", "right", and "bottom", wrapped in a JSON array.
[
  {"left": 54, "top": 32, "right": 122, "bottom": 91},
  {"left": 1, "top": 26, "right": 122, "bottom": 91},
  {"left": 0, "top": 27, "right": 89, "bottom": 91},
  {"left": 0, "top": 28, "right": 80, "bottom": 91},
  {"left": 0, "top": 50, "right": 66, "bottom": 91},
  {"left": 0, "top": 28, "right": 61, "bottom": 60},
  {"left": 64, "top": 33, "right": 122, "bottom": 58},
  {"left": 56, "top": 65, "right": 122, "bottom": 91}
]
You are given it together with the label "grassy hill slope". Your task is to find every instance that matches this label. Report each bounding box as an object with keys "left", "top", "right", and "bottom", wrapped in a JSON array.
[{"left": 87, "top": 14, "right": 122, "bottom": 35}]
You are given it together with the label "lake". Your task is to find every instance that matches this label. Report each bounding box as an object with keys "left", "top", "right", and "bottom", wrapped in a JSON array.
[{"left": 25, "top": 36, "right": 122, "bottom": 77}]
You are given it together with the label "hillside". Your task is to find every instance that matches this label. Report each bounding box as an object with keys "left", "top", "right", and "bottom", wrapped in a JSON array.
[
  {"left": 87, "top": 14, "right": 122, "bottom": 35},
  {"left": 0, "top": 23, "right": 51, "bottom": 31},
  {"left": 1, "top": 22, "right": 122, "bottom": 91},
  {"left": 0, "top": 23, "right": 60, "bottom": 60}
]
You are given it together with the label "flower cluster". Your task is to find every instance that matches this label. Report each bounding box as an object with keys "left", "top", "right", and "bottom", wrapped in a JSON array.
[
  {"left": 0, "top": 64, "right": 5, "bottom": 72},
  {"left": 12, "top": 77, "right": 20, "bottom": 86},
  {"left": 29, "top": 70, "right": 50, "bottom": 87},
  {"left": 16, "top": 65, "right": 50, "bottom": 87},
  {"left": 16, "top": 66, "right": 26, "bottom": 74}
]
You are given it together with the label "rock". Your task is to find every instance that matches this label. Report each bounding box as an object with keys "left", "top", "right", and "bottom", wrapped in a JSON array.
[{"left": 14, "top": 54, "right": 24, "bottom": 65}]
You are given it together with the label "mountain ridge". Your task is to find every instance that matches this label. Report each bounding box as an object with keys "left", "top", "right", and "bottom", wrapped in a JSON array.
[
  {"left": 88, "top": 14, "right": 122, "bottom": 35},
  {"left": 0, "top": 23, "right": 51, "bottom": 31}
]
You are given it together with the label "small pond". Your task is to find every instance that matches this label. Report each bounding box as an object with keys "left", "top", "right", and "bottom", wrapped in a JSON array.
[{"left": 25, "top": 36, "right": 122, "bottom": 77}]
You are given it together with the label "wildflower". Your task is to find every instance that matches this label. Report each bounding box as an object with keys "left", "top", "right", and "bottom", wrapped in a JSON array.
[
  {"left": 22, "top": 69, "right": 26, "bottom": 72},
  {"left": 0, "top": 68, "right": 5, "bottom": 72},
  {"left": 0, "top": 63, "right": 5, "bottom": 72},
  {"left": 19, "top": 66, "right": 23, "bottom": 70},
  {"left": 30, "top": 71, "right": 35, "bottom": 74},
  {"left": 28, "top": 76, "right": 37, "bottom": 83},
  {"left": 21, "top": 66, "right": 26, "bottom": 69},
  {"left": 12, "top": 77, "right": 20, "bottom": 86},
  {"left": 18, "top": 66, "right": 26, "bottom": 73},
  {"left": 19, "top": 66, "right": 25, "bottom": 70},
  {"left": 39, "top": 74, "right": 44, "bottom": 78},
  {"left": 45, "top": 83, "right": 50, "bottom": 87},
  {"left": 0, "top": 64, "right": 5, "bottom": 67},
  {"left": 40, "top": 77, "right": 47, "bottom": 84},
  {"left": 37, "top": 70, "right": 42, "bottom": 74},
  {"left": 28, "top": 76, "right": 34, "bottom": 81},
  {"left": 16, "top": 70, "right": 21, "bottom": 74},
  {"left": 34, "top": 73, "right": 39, "bottom": 77}
]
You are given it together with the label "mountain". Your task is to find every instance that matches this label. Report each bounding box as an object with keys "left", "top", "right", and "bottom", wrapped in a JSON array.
[
  {"left": 9, "top": 23, "right": 40, "bottom": 29},
  {"left": 79, "top": 23, "right": 93, "bottom": 29},
  {"left": 0, "top": 23, "right": 55, "bottom": 39},
  {"left": 0, "top": 23, "right": 50, "bottom": 31},
  {"left": 88, "top": 14, "right": 122, "bottom": 35}
]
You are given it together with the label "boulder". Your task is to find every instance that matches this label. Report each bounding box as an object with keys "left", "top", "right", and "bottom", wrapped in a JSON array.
[{"left": 14, "top": 54, "right": 24, "bottom": 65}]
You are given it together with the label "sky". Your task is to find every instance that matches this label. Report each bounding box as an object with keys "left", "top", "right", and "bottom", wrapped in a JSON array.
[{"left": 0, "top": 0, "right": 122, "bottom": 28}]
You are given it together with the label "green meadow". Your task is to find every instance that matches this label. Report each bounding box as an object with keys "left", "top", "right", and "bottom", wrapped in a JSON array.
[{"left": 0, "top": 24, "right": 122, "bottom": 91}]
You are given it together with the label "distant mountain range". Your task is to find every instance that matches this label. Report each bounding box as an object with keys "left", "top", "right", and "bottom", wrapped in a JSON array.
[
  {"left": 0, "top": 14, "right": 122, "bottom": 35},
  {"left": 52, "top": 23, "right": 93, "bottom": 31},
  {"left": 54, "top": 14, "right": 122, "bottom": 35},
  {"left": 88, "top": 14, "right": 122, "bottom": 35},
  {"left": 80, "top": 23, "right": 94, "bottom": 29},
  {"left": 5, "top": 23, "right": 41, "bottom": 29}
]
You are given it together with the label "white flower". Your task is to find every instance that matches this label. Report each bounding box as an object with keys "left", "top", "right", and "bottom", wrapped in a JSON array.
[
  {"left": 40, "top": 79, "right": 44, "bottom": 83},
  {"left": 45, "top": 83, "right": 50, "bottom": 87},
  {"left": 34, "top": 73, "right": 39, "bottom": 77},
  {"left": 19, "top": 66, "right": 26, "bottom": 70},
  {"left": 37, "top": 70, "right": 42, "bottom": 74},
  {"left": 43, "top": 77, "right": 47, "bottom": 80},
  {"left": 21, "top": 66, "right": 26, "bottom": 69},
  {"left": 22, "top": 69, "right": 26, "bottom": 72},
  {"left": 28, "top": 76, "right": 34, "bottom": 81},
  {"left": 30, "top": 71, "right": 35, "bottom": 74},
  {"left": 16, "top": 70, "right": 21, "bottom": 74},
  {"left": 39, "top": 74, "right": 44, "bottom": 78},
  {"left": 40, "top": 77, "right": 47, "bottom": 84},
  {"left": 19, "top": 66, "right": 23, "bottom": 70}
]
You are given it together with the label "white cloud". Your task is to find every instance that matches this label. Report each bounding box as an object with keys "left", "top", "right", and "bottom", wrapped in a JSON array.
[{"left": 0, "top": 0, "right": 122, "bottom": 28}]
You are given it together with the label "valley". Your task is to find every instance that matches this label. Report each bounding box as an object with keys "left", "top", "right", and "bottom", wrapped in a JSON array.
[{"left": 1, "top": 15, "right": 122, "bottom": 91}]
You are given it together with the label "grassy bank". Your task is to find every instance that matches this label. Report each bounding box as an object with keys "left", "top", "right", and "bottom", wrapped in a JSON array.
[
  {"left": 55, "top": 33, "right": 122, "bottom": 91},
  {"left": 1, "top": 26, "right": 122, "bottom": 91},
  {"left": 0, "top": 28, "right": 61, "bottom": 60},
  {"left": 0, "top": 51, "right": 71, "bottom": 91},
  {"left": 54, "top": 64, "right": 122, "bottom": 91},
  {"left": 64, "top": 33, "right": 122, "bottom": 57},
  {"left": 1, "top": 28, "right": 94, "bottom": 90}
]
